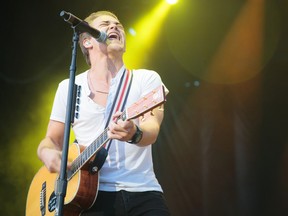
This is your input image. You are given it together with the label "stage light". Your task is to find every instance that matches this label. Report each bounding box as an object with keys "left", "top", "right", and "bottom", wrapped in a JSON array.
[
  {"left": 124, "top": 1, "right": 172, "bottom": 68},
  {"left": 128, "top": 28, "right": 137, "bottom": 36},
  {"left": 166, "top": 0, "right": 178, "bottom": 5}
]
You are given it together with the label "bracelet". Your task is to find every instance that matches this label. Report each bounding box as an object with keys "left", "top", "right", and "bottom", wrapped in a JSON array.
[{"left": 127, "top": 125, "right": 143, "bottom": 144}]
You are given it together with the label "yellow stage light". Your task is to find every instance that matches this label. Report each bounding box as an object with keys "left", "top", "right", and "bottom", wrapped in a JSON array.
[
  {"left": 124, "top": 1, "right": 172, "bottom": 68},
  {"left": 166, "top": 0, "right": 178, "bottom": 5}
]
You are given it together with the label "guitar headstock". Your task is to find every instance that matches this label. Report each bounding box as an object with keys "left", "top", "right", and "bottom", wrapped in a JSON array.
[{"left": 125, "top": 85, "right": 166, "bottom": 120}]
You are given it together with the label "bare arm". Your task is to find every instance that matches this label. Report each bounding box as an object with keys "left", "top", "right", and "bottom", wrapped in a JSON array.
[
  {"left": 108, "top": 105, "right": 164, "bottom": 146},
  {"left": 37, "top": 120, "right": 66, "bottom": 173}
]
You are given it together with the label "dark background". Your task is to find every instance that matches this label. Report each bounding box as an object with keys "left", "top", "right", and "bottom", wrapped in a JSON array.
[{"left": 1, "top": 0, "right": 288, "bottom": 215}]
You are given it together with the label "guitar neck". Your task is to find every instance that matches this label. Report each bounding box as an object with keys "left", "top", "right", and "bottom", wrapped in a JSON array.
[{"left": 67, "top": 112, "right": 127, "bottom": 180}]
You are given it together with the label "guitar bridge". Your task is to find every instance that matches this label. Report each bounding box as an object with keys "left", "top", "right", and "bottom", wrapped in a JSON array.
[{"left": 40, "top": 182, "right": 46, "bottom": 216}]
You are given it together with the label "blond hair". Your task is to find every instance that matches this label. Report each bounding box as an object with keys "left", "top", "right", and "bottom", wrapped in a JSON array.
[{"left": 79, "top": 11, "right": 120, "bottom": 66}]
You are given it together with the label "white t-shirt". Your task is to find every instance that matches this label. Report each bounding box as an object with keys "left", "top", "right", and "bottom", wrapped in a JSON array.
[{"left": 50, "top": 66, "right": 168, "bottom": 192}]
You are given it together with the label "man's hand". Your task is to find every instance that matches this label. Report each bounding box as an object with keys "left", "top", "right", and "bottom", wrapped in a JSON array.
[{"left": 107, "top": 111, "right": 136, "bottom": 142}]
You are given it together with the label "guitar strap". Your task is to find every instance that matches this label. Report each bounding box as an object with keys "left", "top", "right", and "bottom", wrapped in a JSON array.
[{"left": 89, "top": 68, "right": 133, "bottom": 174}]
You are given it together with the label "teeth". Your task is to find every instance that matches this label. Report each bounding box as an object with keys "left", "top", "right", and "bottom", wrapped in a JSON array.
[{"left": 108, "top": 33, "right": 119, "bottom": 40}]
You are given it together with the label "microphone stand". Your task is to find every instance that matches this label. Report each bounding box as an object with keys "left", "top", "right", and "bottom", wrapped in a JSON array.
[{"left": 54, "top": 29, "right": 79, "bottom": 216}]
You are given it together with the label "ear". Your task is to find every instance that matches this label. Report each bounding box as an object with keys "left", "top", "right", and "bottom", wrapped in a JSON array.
[{"left": 83, "top": 38, "right": 92, "bottom": 48}]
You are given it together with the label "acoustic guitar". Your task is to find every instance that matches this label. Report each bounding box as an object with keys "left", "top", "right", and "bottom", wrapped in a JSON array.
[{"left": 25, "top": 85, "right": 166, "bottom": 216}]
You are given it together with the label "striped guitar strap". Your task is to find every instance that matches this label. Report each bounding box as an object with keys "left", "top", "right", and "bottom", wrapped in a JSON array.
[{"left": 89, "top": 68, "right": 133, "bottom": 173}]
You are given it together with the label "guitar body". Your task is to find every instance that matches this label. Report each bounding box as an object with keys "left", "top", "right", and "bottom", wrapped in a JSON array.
[{"left": 26, "top": 143, "right": 99, "bottom": 216}]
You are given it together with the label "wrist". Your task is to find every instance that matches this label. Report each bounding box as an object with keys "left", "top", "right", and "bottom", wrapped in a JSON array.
[{"left": 127, "top": 124, "right": 143, "bottom": 144}]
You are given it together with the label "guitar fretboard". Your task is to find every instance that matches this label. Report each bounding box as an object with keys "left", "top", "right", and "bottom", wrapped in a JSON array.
[{"left": 67, "top": 112, "right": 127, "bottom": 180}]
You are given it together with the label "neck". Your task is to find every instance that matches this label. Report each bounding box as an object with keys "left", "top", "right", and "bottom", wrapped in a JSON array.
[{"left": 90, "top": 57, "right": 124, "bottom": 78}]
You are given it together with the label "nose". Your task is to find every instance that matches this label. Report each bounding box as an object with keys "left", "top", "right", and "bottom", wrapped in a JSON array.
[{"left": 108, "top": 23, "right": 118, "bottom": 30}]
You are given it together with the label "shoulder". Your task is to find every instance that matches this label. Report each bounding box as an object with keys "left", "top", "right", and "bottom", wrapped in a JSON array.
[
  {"left": 132, "top": 68, "right": 161, "bottom": 79},
  {"left": 75, "top": 71, "right": 88, "bottom": 87},
  {"left": 130, "top": 68, "right": 168, "bottom": 96},
  {"left": 131, "top": 69, "right": 162, "bottom": 87}
]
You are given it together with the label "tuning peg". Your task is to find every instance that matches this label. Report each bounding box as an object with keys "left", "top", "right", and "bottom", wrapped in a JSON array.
[{"left": 158, "top": 105, "right": 164, "bottom": 111}]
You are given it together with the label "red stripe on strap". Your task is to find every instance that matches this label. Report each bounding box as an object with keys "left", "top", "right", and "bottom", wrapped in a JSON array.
[{"left": 115, "top": 69, "right": 130, "bottom": 113}]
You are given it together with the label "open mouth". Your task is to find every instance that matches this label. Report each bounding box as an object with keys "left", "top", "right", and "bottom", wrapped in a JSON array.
[{"left": 108, "top": 32, "right": 120, "bottom": 41}]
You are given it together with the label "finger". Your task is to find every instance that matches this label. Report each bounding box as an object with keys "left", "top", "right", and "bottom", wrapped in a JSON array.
[
  {"left": 112, "top": 111, "right": 123, "bottom": 122},
  {"left": 107, "top": 130, "right": 122, "bottom": 140},
  {"left": 67, "top": 161, "right": 72, "bottom": 170},
  {"left": 112, "top": 111, "right": 121, "bottom": 119}
]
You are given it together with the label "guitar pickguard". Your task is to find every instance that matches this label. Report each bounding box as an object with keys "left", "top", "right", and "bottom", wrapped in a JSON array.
[{"left": 48, "top": 191, "right": 57, "bottom": 212}]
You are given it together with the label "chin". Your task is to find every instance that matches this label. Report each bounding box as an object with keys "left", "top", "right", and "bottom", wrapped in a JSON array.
[{"left": 108, "top": 44, "right": 125, "bottom": 52}]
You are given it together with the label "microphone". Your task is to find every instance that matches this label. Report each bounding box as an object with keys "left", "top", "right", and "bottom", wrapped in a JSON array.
[{"left": 60, "top": 10, "right": 107, "bottom": 43}]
